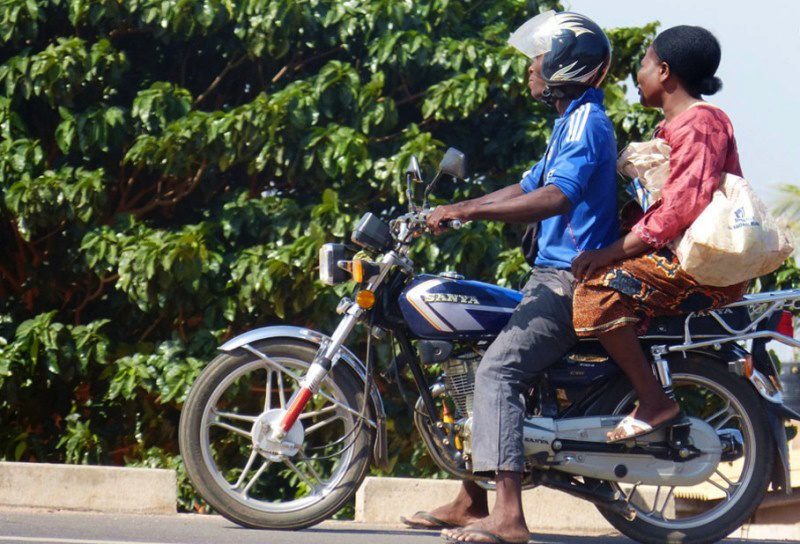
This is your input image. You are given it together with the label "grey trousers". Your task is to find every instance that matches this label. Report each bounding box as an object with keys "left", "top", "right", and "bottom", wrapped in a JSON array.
[{"left": 471, "top": 267, "right": 577, "bottom": 473}]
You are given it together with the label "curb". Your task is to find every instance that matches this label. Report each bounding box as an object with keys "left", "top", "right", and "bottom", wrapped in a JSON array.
[
  {"left": 355, "top": 476, "right": 613, "bottom": 532},
  {"left": 354, "top": 476, "right": 800, "bottom": 537},
  {"left": 0, "top": 462, "right": 177, "bottom": 515}
]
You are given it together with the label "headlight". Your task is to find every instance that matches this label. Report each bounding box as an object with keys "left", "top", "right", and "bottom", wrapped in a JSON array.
[{"left": 319, "top": 243, "right": 347, "bottom": 285}]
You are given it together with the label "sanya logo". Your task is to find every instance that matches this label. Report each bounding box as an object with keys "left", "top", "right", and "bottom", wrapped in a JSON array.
[
  {"left": 731, "top": 206, "right": 760, "bottom": 230},
  {"left": 421, "top": 293, "right": 480, "bottom": 305}
]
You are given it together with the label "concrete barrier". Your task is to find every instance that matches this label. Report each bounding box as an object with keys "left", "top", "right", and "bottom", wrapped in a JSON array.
[
  {"left": 0, "top": 462, "right": 177, "bottom": 515},
  {"left": 354, "top": 476, "right": 800, "bottom": 536},
  {"left": 355, "top": 476, "right": 613, "bottom": 532}
]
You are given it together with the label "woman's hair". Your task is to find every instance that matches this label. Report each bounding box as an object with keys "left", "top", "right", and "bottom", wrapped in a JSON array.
[{"left": 652, "top": 25, "right": 723, "bottom": 97}]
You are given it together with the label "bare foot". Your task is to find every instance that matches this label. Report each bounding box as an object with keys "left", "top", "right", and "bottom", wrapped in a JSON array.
[
  {"left": 402, "top": 502, "right": 485, "bottom": 529},
  {"left": 442, "top": 514, "right": 530, "bottom": 543},
  {"left": 402, "top": 482, "right": 488, "bottom": 529},
  {"left": 607, "top": 396, "right": 681, "bottom": 441}
]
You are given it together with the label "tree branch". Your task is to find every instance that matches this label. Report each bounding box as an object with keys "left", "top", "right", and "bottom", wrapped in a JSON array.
[
  {"left": 139, "top": 315, "right": 163, "bottom": 342},
  {"left": 270, "top": 46, "right": 345, "bottom": 84},
  {"left": 108, "top": 25, "right": 152, "bottom": 40},
  {"left": 74, "top": 274, "right": 119, "bottom": 323},
  {"left": 0, "top": 264, "right": 22, "bottom": 291},
  {"left": 394, "top": 90, "right": 426, "bottom": 107},
  {"left": 128, "top": 162, "right": 208, "bottom": 217},
  {"left": 194, "top": 54, "right": 248, "bottom": 107}
]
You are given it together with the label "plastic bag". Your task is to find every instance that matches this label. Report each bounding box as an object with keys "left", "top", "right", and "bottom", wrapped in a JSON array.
[
  {"left": 673, "top": 173, "right": 794, "bottom": 286},
  {"left": 618, "top": 140, "right": 794, "bottom": 286}
]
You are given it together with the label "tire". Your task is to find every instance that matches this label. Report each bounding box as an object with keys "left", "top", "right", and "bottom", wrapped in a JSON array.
[
  {"left": 179, "top": 339, "right": 374, "bottom": 530},
  {"left": 589, "top": 356, "right": 774, "bottom": 544}
]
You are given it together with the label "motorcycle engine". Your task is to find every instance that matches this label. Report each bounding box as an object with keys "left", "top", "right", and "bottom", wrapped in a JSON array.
[{"left": 442, "top": 350, "right": 482, "bottom": 418}]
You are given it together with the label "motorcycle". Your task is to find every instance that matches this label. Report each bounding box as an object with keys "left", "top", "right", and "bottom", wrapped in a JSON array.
[{"left": 179, "top": 148, "right": 800, "bottom": 544}]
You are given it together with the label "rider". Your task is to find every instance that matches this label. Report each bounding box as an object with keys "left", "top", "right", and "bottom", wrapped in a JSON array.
[{"left": 403, "top": 12, "right": 618, "bottom": 544}]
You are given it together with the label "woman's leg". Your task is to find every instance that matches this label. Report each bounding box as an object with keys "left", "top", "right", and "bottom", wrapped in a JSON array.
[{"left": 597, "top": 323, "right": 680, "bottom": 441}]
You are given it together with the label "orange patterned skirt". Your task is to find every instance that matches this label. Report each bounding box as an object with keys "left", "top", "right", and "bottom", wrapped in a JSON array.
[{"left": 573, "top": 248, "right": 747, "bottom": 337}]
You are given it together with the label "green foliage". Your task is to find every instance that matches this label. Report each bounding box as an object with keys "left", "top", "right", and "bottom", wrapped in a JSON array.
[{"left": 0, "top": 0, "right": 662, "bottom": 510}]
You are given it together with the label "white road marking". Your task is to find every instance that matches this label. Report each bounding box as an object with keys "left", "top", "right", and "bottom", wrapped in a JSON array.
[{"left": 0, "top": 537, "right": 188, "bottom": 544}]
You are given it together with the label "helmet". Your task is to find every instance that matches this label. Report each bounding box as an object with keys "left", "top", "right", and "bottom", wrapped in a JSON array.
[{"left": 509, "top": 11, "right": 612, "bottom": 89}]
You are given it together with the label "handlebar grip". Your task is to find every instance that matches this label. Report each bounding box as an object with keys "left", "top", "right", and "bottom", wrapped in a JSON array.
[{"left": 438, "top": 219, "right": 462, "bottom": 230}]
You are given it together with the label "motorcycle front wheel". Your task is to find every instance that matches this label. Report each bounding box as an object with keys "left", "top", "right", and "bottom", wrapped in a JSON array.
[
  {"left": 590, "top": 356, "right": 774, "bottom": 544},
  {"left": 179, "top": 338, "right": 374, "bottom": 530}
]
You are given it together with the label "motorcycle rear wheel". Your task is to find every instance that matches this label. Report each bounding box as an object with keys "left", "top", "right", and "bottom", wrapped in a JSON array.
[
  {"left": 179, "top": 339, "right": 374, "bottom": 530},
  {"left": 589, "top": 356, "right": 773, "bottom": 544}
]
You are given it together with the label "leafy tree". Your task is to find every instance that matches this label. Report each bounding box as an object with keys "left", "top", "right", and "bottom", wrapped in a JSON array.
[{"left": 0, "top": 0, "right": 660, "bottom": 509}]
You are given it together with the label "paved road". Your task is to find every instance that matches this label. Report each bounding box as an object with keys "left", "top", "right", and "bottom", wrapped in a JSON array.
[{"left": 0, "top": 509, "right": 797, "bottom": 544}]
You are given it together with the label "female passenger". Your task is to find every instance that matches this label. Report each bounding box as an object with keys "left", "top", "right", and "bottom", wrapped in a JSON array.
[{"left": 571, "top": 26, "right": 746, "bottom": 441}]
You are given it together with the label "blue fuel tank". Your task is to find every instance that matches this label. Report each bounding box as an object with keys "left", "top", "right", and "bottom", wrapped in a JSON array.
[{"left": 398, "top": 274, "right": 522, "bottom": 339}]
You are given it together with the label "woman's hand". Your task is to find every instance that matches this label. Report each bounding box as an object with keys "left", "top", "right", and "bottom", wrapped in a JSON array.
[
  {"left": 571, "top": 248, "right": 616, "bottom": 282},
  {"left": 425, "top": 204, "right": 469, "bottom": 235}
]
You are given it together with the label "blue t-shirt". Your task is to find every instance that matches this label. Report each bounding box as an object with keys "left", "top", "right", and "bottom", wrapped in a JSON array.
[{"left": 519, "top": 88, "right": 619, "bottom": 269}]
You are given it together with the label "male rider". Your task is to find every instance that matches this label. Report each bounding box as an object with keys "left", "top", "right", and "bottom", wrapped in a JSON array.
[{"left": 403, "top": 12, "right": 619, "bottom": 544}]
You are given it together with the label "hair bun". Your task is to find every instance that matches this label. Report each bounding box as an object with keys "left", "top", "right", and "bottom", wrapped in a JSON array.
[{"left": 699, "top": 76, "right": 723, "bottom": 95}]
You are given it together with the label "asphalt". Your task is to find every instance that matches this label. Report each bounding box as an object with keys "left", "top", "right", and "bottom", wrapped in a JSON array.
[{"left": 0, "top": 508, "right": 798, "bottom": 544}]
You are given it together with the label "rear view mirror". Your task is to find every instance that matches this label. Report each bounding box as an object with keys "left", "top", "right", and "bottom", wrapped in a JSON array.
[
  {"left": 439, "top": 148, "right": 467, "bottom": 180},
  {"left": 406, "top": 155, "right": 423, "bottom": 183}
]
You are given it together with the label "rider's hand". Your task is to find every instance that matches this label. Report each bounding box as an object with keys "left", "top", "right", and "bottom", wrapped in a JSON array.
[
  {"left": 571, "top": 248, "right": 616, "bottom": 282},
  {"left": 425, "top": 204, "right": 464, "bottom": 235}
]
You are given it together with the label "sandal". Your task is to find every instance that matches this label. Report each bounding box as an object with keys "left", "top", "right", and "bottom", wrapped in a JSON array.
[
  {"left": 400, "top": 511, "right": 457, "bottom": 530},
  {"left": 443, "top": 528, "right": 530, "bottom": 543},
  {"left": 607, "top": 411, "right": 685, "bottom": 443}
]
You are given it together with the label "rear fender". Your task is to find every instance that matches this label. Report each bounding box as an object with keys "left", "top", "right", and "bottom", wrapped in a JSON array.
[
  {"left": 219, "top": 325, "right": 389, "bottom": 470},
  {"left": 764, "top": 402, "right": 793, "bottom": 494}
]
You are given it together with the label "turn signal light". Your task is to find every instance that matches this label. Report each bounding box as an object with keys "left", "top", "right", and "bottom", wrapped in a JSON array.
[
  {"left": 355, "top": 289, "right": 376, "bottom": 309},
  {"left": 337, "top": 259, "right": 379, "bottom": 283},
  {"left": 743, "top": 355, "right": 754, "bottom": 379},
  {"left": 352, "top": 260, "right": 366, "bottom": 283}
]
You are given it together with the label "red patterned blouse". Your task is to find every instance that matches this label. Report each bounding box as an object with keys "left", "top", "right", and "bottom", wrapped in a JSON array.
[{"left": 632, "top": 104, "right": 742, "bottom": 248}]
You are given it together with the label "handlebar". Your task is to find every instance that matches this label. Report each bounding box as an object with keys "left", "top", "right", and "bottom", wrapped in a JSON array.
[{"left": 389, "top": 209, "right": 466, "bottom": 246}]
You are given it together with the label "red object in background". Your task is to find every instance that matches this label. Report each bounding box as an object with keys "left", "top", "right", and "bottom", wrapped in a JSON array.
[{"left": 776, "top": 310, "right": 795, "bottom": 338}]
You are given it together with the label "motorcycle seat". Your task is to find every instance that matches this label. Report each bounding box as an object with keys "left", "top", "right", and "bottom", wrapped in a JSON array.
[{"left": 641, "top": 306, "right": 751, "bottom": 339}]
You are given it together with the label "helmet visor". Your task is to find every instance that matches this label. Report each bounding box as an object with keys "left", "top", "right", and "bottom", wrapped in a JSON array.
[{"left": 508, "top": 10, "right": 557, "bottom": 59}]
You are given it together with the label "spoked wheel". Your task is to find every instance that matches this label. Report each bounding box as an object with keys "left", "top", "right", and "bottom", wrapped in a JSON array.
[
  {"left": 591, "top": 357, "right": 774, "bottom": 544},
  {"left": 179, "top": 339, "right": 374, "bottom": 530}
]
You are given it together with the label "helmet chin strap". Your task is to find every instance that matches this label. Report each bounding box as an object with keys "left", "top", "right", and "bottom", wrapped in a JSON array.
[
  {"left": 540, "top": 84, "right": 591, "bottom": 108},
  {"left": 539, "top": 86, "right": 555, "bottom": 106}
]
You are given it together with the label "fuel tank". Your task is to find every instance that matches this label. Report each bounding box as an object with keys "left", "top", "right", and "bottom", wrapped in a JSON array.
[{"left": 398, "top": 274, "right": 522, "bottom": 339}]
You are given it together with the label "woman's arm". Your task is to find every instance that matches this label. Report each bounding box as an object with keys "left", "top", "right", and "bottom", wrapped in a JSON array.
[
  {"left": 571, "top": 231, "right": 651, "bottom": 281},
  {"left": 632, "top": 108, "right": 731, "bottom": 248}
]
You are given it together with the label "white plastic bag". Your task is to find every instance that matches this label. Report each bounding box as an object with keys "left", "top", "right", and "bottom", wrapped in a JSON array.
[
  {"left": 618, "top": 141, "right": 794, "bottom": 286},
  {"left": 618, "top": 138, "right": 671, "bottom": 211},
  {"left": 672, "top": 173, "right": 794, "bottom": 286}
]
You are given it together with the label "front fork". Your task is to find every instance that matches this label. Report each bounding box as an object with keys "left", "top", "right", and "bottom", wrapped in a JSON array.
[
  {"left": 270, "top": 308, "right": 363, "bottom": 441},
  {"left": 268, "top": 249, "right": 404, "bottom": 441}
]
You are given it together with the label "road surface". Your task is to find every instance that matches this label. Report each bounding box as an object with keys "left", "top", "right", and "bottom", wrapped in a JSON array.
[{"left": 0, "top": 508, "right": 797, "bottom": 544}]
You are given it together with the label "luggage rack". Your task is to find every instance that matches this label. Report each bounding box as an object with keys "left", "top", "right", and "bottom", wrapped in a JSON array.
[{"left": 667, "top": 288, "right": 800, "bottom": 354}]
